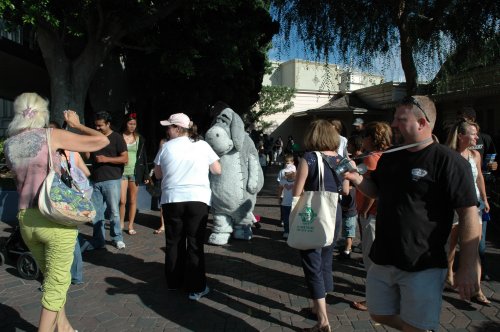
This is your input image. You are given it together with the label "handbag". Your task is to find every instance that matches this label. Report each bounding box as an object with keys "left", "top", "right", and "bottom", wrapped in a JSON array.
[
  {"left": 146, "top": 176, "right": 162, "bottom": 197},
  {"left": 287, "top": 151, "right": 339, "bottom": 250},
  {"left": 38, "top": 129, "right": 96, "bottom": 226}
]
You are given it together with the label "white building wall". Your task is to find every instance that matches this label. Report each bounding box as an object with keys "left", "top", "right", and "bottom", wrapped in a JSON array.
[{"left": 260, "top": 59, "right": 384, "bottom": 134}]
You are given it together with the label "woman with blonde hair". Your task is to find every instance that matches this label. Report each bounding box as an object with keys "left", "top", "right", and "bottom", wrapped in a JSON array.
[
  {"left": 445, "top": 118, "right": 490, "bottom": 304},
  {"left": 293, "top": 119, "right": 349, "bottom": 332},
  {"left": 4, "top": 92, "right": 109, "bottom": 332}
]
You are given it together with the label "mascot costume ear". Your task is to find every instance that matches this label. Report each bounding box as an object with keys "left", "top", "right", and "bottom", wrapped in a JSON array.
[{"left": 217, "top": 108, "right": 245, "bottom": 151}]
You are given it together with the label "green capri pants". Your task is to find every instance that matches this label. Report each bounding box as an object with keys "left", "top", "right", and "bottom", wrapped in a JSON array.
[{"left": 18, "top": 208, "right": 77, "bottom": 311}]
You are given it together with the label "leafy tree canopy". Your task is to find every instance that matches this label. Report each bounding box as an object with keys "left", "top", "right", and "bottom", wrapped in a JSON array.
[
  {"left": 123, "top": 0, "right": 278, "bottom": 133},
  {"left": 246, "top": 85, "right": 295, "bottom": 129},
  {"left": 271, "top": 0, "right": 500, "bottom": 94}
]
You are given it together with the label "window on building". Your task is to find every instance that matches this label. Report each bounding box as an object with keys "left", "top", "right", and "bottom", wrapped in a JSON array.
[{"left": 0, "top": 19, "right": 22, "bottom": 44}]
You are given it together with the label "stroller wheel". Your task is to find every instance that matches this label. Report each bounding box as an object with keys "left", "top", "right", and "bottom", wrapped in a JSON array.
[
  {"left": 17, "top": 252, "right": 40, "bottom": 280},
  {"left": 0, "top": 251, "right": 4, "bottom": 266}
]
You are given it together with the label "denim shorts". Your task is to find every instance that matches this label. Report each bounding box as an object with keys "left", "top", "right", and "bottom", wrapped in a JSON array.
[
  {"left": 366, "top": 264, "right": 446, "bottom": 331},
  {"left": 342, "top": 215, "right": 357, "bottom": 238},
  {"left": 122, "top": 174, "right": 136, "bottom": 182}
]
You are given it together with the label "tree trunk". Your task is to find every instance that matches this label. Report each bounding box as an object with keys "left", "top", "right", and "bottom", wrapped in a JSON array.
[
  {"left": 398, "top": 22, "right": 418, "bottom": 95},
  {"left": 395, "top": 0, "right": 418, "bottom": 95},
  {"left": 36, "top": 26, "right": 109, "bottom": 126}
]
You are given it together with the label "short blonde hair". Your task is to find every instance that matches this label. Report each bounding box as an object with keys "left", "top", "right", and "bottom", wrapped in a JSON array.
[
  {"left": 303, "top": 119, "right": 340, "bottom": 152},
  {"left": 7, "top": 92, "right": 49, "bottom": 136}
]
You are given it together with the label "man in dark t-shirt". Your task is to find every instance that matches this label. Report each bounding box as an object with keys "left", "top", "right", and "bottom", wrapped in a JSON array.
[
  {"left": 86, "top": 111, "right": 128, "bottom": 250},
  {"left": 346, "top": 96, "right": 480, "bottom": 332}
]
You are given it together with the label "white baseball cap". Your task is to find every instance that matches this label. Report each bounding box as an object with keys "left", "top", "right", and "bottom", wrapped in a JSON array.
[
  {"left": 284, "top": 164, "right": 296, "bottom": 173},
  {"left": 160, "top": 113, "right": 191, "bottom": 129},
  {"left": 352, "top": 118, "right": 364, "bottom": 126}
]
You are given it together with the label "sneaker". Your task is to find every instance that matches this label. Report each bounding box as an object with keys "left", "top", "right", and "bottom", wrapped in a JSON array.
[
  {"left": 115, "top": 241, "right": 126, "bottom": 250},
  {"left": 80, "top": 241, "right": 95, "bottom": 252},
  {"left": 188, "top": 285, "right": 210, "bottom": 300},
  {"left": 282, "top": 232, "right": 289, "bottom": 239}
]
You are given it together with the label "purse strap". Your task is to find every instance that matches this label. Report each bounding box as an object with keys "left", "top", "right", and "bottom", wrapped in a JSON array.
[{"left": 45, "top": 128, "right": 54, "bottom": 171}]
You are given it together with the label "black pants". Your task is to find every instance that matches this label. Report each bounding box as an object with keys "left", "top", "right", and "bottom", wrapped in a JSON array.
[{"left": 162, "top": 201, "right": 208, "bottom": 293}]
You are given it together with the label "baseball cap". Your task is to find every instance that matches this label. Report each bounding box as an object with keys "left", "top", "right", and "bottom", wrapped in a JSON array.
[
  {"left": 160, "top": 113, "right": 190, "bottom": 128},
  {"left": 352, "top": 118, "right": 364, "bottom": 126},
  {"left": 284, "top": 164, "right": 296, "bottom": 173}
]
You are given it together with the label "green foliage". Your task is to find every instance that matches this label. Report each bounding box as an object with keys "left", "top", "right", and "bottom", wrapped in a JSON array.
[
  {"left": 272, "top": 0, "right": 500, "bottom": 92},
  {"left": 124, "top": 0, "right": 278, "bottom": 131},
  {"left": 247, "top": 85, "right": 295, "bottom": 126}
]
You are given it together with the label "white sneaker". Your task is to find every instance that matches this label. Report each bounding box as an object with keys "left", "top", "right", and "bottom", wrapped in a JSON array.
[
  {"left": 115, "top": 241, "right": 126, "bottom": 249},
  {"left": 188, "top": 286, "right": 210, "bottom": 300}
]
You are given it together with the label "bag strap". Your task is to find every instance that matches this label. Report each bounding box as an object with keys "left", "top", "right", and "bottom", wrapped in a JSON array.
[
  {"left": 59, "top": 150, "right": 71, "bottom": 174},
  {"left": 320, "top": 153, "right": 342, "bottom": 193},
  {"left": 45, "top": 128, "right": 54, "bottom": 171},
  {"left": 314, "top": 151, "right": 326, "bottom": 191}
]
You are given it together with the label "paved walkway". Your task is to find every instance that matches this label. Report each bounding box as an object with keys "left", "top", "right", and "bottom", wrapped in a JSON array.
[{"left": 1, "top": 165, "right": 500, "bottom": 331}]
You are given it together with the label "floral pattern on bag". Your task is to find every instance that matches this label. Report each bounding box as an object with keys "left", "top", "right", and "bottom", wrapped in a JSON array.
[{"left": 49, "top": 173, "right": 96, "bottom": 219}]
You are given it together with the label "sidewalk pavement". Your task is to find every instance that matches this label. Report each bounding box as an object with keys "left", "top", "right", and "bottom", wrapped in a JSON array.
[{"left": 1, "top": 165, "right": 500, "bottom": 331}]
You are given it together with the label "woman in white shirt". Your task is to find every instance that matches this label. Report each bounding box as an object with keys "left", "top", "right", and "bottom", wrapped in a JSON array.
[{"left": 154, "top": 113, "right": 221, "bottom": 301}]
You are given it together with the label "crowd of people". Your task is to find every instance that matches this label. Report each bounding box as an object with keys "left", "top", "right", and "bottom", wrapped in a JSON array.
[{"left": 3, "top": 91, "right": 497, "bottom": 332}]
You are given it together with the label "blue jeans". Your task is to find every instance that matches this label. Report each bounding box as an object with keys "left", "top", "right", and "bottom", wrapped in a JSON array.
[
  {"left": 281, "top": 205, "right": 291, "bottom": 233},
  {"left": 91, "top": 179, "right": 123, "bottom": 247},
  {"left": 479, "top": 220, "right": 488, "bottom": 272},
  {"left": 71, "top": 234, "right": 84, "bottom": 284}
]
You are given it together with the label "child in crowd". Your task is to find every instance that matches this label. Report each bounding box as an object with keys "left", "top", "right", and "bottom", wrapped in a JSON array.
[
  {"left": 277, "top": 163, "right": 296, "bottom": 238},
  {"left": 259, "top": 147, "right": 268, "bottom": 175},
  {"left": 339, "top": 182, "right": 357, "bottom": 259}
]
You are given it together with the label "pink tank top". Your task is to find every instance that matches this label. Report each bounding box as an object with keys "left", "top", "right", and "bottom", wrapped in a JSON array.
[{"left": 5, "top": 128, "right": 61, "bottom": 209}]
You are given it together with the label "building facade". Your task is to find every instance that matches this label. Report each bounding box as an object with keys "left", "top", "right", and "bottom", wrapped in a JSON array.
[{"left": 260, "top": 59, "right": 384, "bottom": 138}]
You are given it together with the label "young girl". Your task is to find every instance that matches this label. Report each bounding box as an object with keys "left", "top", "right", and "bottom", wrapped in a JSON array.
[{"left": 120, "top": 113, "right": 149, "bottom": 235}]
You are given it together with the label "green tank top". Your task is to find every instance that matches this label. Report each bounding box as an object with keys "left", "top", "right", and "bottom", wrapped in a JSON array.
[{"left": 123, "top": 137, "right": 139, "bottom": 176}]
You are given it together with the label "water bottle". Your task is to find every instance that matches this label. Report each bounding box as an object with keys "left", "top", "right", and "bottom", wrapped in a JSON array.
[{"left": 482, "top": 211, "right": 491, "bottom": 222}]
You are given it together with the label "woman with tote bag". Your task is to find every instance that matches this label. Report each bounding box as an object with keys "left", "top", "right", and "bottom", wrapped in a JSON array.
[{"left": 291, "top": 119, "right": 349, "bottom": 332}]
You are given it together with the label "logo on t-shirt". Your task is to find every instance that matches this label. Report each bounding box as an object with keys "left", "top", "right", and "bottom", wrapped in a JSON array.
[{"left": 411, "top": 168, "right": 428, "bottom": 181}]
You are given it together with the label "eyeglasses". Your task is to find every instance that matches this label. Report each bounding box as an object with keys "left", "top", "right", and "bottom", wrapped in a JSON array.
[{"left": 400, "top": 96, "right": 430, "bottom": 123}]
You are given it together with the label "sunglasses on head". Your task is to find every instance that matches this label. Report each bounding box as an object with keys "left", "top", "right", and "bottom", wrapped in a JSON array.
[{"left": 400, "top": 96, "right": 430, "bottom": 123}]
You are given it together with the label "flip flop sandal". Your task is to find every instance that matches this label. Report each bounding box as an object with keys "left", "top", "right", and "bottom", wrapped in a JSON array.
[
  {"left": 128, "top": 229, "right": 137, "bottom": 235},
  {"left": 153, "top": 228, "right": 164, "bottom": 234},
  {"left": 473, "top": 293, "right": 491, "bottom": 305},
  {"left": 352, "top": 300, "right": 368, "bottom": 311}
]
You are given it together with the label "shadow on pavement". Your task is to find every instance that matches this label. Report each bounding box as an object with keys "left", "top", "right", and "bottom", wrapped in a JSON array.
[{"left": 0, "top": 303, "right": 37, "bottom": 331}]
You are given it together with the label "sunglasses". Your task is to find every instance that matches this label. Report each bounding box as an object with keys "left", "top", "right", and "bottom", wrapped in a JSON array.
[{"left": 400, "top": 96, "right": 430, "bottom": 123}]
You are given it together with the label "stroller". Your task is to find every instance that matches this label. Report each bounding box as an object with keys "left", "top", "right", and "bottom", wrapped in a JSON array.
[{"left": 0, "top": 226, "right": 40, "bottom": 280}]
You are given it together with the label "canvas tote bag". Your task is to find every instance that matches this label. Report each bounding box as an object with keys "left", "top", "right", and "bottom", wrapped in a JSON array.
[
  {"left": 38, "top": 129, "right": 96, "bottom": 226},
  {"left": 287, "top": 152, "right": 339, "bottom": 250}
]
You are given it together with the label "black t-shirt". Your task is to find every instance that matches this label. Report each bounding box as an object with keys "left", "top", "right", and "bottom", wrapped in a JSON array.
[
  {"left": 341, "top": 187, "right": 357, "bottom": 218},
  {"left": 90, "top": 131, "right": 127, "bottom": 182},
  {"left": 370, "top": 143, "right": 477, "bottom": 271}
]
